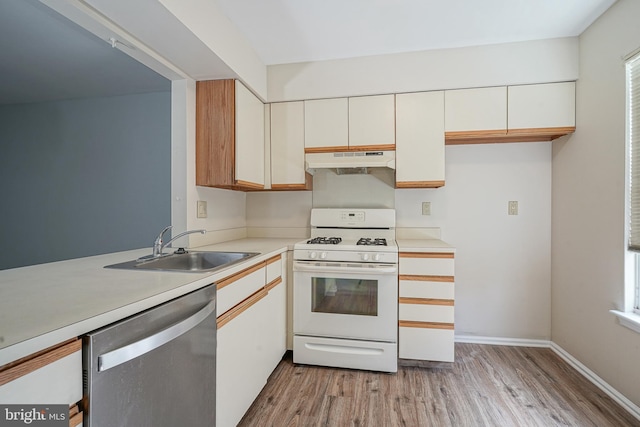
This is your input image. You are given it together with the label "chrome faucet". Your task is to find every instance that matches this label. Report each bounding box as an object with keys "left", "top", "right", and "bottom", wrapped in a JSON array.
[{"left": 152, "top": 226, "right": 206, "bottom": 257}]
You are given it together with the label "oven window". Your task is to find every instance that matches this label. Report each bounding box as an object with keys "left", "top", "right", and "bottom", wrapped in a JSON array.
[{"left": 311, "top": 277, "right": 378, "bottom": 316}]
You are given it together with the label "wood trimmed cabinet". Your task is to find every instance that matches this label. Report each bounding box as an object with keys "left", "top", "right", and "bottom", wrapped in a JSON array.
[
  {"left": 304, "top": 98, "right": 349, "bottom": 152},
  {"left": 216, "top": 254, "right": 286, "bottom": 427},
  {"left": 196, "top": 79, "right": 265, "bottom": 191},
  {"left": 395, "top": 91, "right": 445, "bottom": 189},
  {"left": 348, "top": 94, "right": 395, "bottom": 151},
  {"left": 304, "top": 95, "right": 395, "bottom": 153},
  {"left": 0, "top": 338, "right": 84, "bottom": 426},
  {"left": 445, "top": 82, "right": 575, "bottom": 145},
  {"left": 398, "top": 251, "right": 455, "bottom": 363},
  {"left": 269, "top": 102, "right": 313, "bottom": 190}
]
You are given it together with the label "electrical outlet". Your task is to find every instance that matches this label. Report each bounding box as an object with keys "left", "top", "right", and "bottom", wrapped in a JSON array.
[
  {"left": 422, "top": 202, "right": 431, "bottom": 216},
  {"left": 197, "top": 200, "right": 208, "bottom": 218},
  {"left": 508, "top": 201, "right": 518, "bottom": 215}
]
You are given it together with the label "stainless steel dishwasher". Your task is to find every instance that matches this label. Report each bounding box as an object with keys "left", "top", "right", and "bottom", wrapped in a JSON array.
[{"left": 83, "top": 284, "right": 216, "bottom": 427}]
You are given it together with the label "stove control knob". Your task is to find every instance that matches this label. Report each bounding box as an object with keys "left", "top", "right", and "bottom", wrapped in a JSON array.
[
  {"left": 373, "top": 253, "right": 381, "bottom": 261},
  {"left": 309, "top": 251, "right": 318, "bottom": 259},
  {"left": 361, "top": 253, "right": 370, "bottom": 261},
  {"left": 320, "top": 252, "right": 327, "bottom": 259}
]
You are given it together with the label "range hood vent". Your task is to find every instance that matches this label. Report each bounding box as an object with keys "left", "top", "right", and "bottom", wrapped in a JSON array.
[{"left": 305, "top": 151, "right": 395, "bottom": 174}]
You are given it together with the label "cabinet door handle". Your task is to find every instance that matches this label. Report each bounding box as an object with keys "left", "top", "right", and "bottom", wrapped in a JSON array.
[{"left": 98, "top": 299, "right": 215, "bottom": 372}]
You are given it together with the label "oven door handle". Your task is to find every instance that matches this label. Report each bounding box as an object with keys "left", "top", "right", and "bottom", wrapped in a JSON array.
[{"left": 293, "top": 261, "right": 397, "bottom": 275}]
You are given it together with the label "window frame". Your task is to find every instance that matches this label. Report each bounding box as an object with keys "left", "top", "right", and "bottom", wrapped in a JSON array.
[{"left": 627, "top": 50, "right": 640, "bottom": 315}]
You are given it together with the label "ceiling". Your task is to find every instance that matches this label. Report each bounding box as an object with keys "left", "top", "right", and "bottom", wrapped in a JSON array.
[
  {"left": 216, "top": 0, "right": 617, "bottom": 65},
  {"left": 0, "top": 0, "right": 617, "bottom": 105},
  {"left": 0, "top": 0, "right": 169, "bottom": 105}
]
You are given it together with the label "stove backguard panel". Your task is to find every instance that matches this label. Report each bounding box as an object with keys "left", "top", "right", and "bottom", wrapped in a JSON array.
[{"left": 311, "top": 169, "right": 395, "bottom": 209}]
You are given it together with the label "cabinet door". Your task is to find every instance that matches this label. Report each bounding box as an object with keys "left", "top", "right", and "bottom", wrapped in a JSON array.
[
  {"left": 217, "top": 291, "right": 270, "bottom": 427},
  {"left": 0, "top": 339, "right": 82, "bottom": 405},
  {"left": 348, "top": 94, "right": 395, "bottom": 149},
  {"left": 217, "top": 263, "right": 266, "bottom": 316},
  {"left": 304, "top": 98, "right": 349, "bottom": 151},
  {"left": 508, "top": 82, "right": 576, "bottom": 130},
  {"left": 445, "top": 86, "right": 507, "bottom": 134},
  {"left": 235, "top": 80, "right": 265, "bottom": 188},
  {"left": 396, "top": 91, "right": 445, "bottom": 188},
  {"left": 270, "top": 102, "right": 308, "bottom": 189}
]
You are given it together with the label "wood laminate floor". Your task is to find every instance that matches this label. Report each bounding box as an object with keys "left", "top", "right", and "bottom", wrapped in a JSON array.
[{"left": 239, "top": 343, "right": 640, "bottom": 427}]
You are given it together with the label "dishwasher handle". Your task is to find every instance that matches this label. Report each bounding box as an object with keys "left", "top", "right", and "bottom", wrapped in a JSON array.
[{"left": 98, "top": 299, "right": 215, "bottom": 372}]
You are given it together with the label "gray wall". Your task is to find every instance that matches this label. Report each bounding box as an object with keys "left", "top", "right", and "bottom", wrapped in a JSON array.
[{"left": 0, "top": 91, "right": 171, "bottom": 270}]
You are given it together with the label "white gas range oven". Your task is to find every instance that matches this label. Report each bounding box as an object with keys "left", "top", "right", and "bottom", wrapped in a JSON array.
[{"left": 293, "top": 208, "right": 398, "bottom": 373}]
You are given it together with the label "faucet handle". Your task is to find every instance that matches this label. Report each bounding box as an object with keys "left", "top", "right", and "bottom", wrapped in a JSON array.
[
  {"left": 155, "top": 225, "right": 172, "bottom": 243},
  {"left": 153, "top": 225, "right": 173, "bottom": 256}
]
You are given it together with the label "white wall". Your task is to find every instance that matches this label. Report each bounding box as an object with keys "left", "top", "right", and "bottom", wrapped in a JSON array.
[
  {"left": 246, "top": 191, "right": 312, "bottom": 237},
  {"left": 268, "top": 37, "right": 579, "bottom": 101},
  {"left": 552, "top": 0, "right": 640, "bottom": 407},
  {"left": 397, "top": 143, "right": 552, "bottom": 339}
]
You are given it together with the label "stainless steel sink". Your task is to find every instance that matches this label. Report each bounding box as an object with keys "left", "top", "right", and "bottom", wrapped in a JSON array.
[{"left": 105, "top": 251, "right": 259, "bottom": 273}]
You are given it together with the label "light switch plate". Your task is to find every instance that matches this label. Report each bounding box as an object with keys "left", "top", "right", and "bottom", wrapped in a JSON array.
[
  {"left": 508, "top": 201, "right": 518, "bottom": 215},
  {"left": 422, "top": 202, "right": 431, "bottom": 216},
  {"left": 197, "top": 200, "right": 208, "bottom": 218}
]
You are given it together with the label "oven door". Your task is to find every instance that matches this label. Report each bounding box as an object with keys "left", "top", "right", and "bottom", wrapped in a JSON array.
[{"left": 293, "top": 260, "right": 398, "bottom": 342}]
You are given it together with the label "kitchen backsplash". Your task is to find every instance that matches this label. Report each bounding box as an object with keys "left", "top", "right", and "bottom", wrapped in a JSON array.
[{"left": 311, "top": 168, "right": 395, "bottom": 208}]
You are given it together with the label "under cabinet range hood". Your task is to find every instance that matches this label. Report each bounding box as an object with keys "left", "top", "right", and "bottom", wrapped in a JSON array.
[{"left": 305, "top": 151, "right": 395, "bottom": 174}]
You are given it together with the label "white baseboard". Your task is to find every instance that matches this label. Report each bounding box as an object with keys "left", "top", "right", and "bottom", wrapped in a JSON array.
[
  {"left": 550, "top": 342, "right": 640, "bottom": 422},
  {"left": 454, "top": 335, "right": 640, "bottom": 422},
  {"left": 455, "top": 334, "right": 551, "bottom": 348}
]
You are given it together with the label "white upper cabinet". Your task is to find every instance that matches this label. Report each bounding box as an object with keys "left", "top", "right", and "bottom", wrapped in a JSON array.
[
  {"left": 270, "top": 101, "right": 311, "bottom": 190},
  {"left": 395, "top": 91, "right": 445, "bottom": 188},
  {"left": 304, "top": 98, "right": 349, "bottom": 151},
  {"left": 508, "top": 82, "right": 576, "bottom": 130},
  {"left": 349, "top": 94, "right": 396, "bottom": 149},
  {"left": 234, "top": 80, "right": 265, "bottom": 187},
  {"left": 444, "top": 86, "right": 507, "bottom": 133}
]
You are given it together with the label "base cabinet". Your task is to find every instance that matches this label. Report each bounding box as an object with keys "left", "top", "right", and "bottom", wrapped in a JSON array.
[
  {"left": 216, "top": 255, "right": 286, "bottom": 427},
  {"left": 0, "top": 339, "right": 83, "bottom": 426},
  {"left": 398, "top": 251, "right": 455, "bottom": 362}
]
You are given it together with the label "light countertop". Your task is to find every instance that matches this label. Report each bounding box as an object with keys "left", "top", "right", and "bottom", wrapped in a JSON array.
[
  {"left": 0, "top": 238, "right": 301, "bottom": 366},
  {"left": 397, "top": 238, "right": 456, "bottom": 252}
]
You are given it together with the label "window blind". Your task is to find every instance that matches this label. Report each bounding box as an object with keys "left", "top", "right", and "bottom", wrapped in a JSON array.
[{"left": 628, "top": 53, "right": 640, "bottom": 251}]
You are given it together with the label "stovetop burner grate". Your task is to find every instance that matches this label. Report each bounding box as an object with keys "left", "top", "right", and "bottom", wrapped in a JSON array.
[
  {"left": 307, "top": 237, "right": 342, "bottom": 245},
  {"left": 357, "top": 238, "right": 387, "bottom": 246}
]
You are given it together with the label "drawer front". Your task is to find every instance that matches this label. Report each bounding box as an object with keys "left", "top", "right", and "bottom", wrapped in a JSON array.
[
  {"left": 399, "top": 327, "right": 455, "bottom": 362},
  {"left": 0, "top": 339, "right": 82, "bottom": 404},
  {"left": 265, "top": 254, "right": 282, "bottom": 285},
  {"left": 399, "top": 302, "right": 454, "bottom": 323},
  {"left": 399, "top": 254, "right": 454, "bottom": 277},
  {"left": 399, "top": 280, "right": 454, "bottom": 299},
  {"left": 217, "top": 263, "right": 266, "bottom": 316}
]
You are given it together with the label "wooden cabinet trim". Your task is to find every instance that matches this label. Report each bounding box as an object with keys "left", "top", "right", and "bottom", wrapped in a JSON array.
[
  {"left": 0, "top": 338, "right": 81, "bottom": 387},
  {"left": 266, "top": 254, "right": 282, "bottom": 265},
  {"left": 217, "top": 262, "right": 265, "bottom": 291},
  {"left": 395, "top": 180, "right": 445, "bottom": 189},
  {"left": 69, "top": 404, "right": 82, "bottom": 427},
  {"left": 399, "top": 297, "right": 454, "bottom": 306},
  {"left": 235, "top": 180, "right": 264, "bottom": 190},
  {"left": 399, "top": 274, "right": 455, "bottom": 283},
  {"left": 304, "top": 144, "right": 395, "bottom": 154},
  {"left": 217, "top": 287, "right": 268, "bottom": 329},
  {"left": 445, "top": 126, "right": 575, "bottom": 145},
  {"left": 399, "top": 320, "right": 454, "bottom": 330},
  {"left": 265, "top": 276, "right": 283, "bottom": 292},
  {"left": 400, "top": 252, "right": 454, "bottom": 259},
  {"left": 196, "top": 79, "right": 236, "bottom": 188}
]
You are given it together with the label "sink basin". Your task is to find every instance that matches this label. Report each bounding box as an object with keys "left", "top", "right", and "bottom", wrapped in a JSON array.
[{"left": 105, "top": 251, "right": 259, "bottom": 273}]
